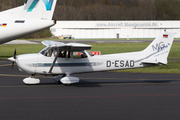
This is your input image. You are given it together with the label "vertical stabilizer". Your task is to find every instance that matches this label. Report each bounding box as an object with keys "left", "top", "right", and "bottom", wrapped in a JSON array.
[{"left": 141, "top": 31, "right": 175, "bottom": 64}]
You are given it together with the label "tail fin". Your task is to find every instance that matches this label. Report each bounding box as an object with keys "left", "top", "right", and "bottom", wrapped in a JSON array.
[
  {"left": 0, "top": 0, "right": 57, "bottom": 20},
  {"left": 141, "top": 31, "right": 175, "bottom": 65},
  {"left": 19, "top": 0, "right": 57, "bottom": 20}
]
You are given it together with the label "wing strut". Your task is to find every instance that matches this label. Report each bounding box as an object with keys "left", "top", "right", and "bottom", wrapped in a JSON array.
[{"left": 49, "top": 47, "right": 60, "bottom": 73}]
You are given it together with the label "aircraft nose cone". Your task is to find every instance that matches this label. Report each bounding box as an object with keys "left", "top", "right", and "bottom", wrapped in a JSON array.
[{"left": 8, "top": 57, "right": 16, "bottom": 62}]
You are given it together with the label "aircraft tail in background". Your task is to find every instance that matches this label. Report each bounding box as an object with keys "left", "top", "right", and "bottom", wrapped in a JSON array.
[
  {"left": 0, "top": 0, "right": 57, "bottom": 20},
  {"left": 0, "top": 0, "right": 57, "bottom": 44},
  {"left": 20, "top": 0, "right": 57, "bottom": 20}
]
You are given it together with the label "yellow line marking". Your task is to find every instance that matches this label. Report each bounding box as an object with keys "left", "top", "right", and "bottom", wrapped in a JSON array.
[
  {"left": 0, "top": 73, "right": 180, "bottom": 81},
  {"left": 0, "top": 81, "right": 180, "bottom": 88},
  {"left": 0, "top": 84, "right": 64, "bottom": 88},
  {"left": 0, "top": 74, "right": 28, "bottom": 77},
  {"left": 0, "top": 73, "right": 180, "bottom": 88},
  {"left": 0, "top": 64, "right": 12, "bottom": 67},
  {"left": 80, "top": 77, "right": 180, "bottom": 81},
  {"left": 0, "top": 61, "right": 8, "bottom": 62},
  {"left": 0, "top": 74, "right": 53, "bottom": 78}
]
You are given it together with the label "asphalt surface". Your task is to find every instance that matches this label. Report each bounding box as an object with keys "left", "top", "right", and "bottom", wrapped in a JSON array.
[{"left": 0, "top": 59, "right": 180, "bottom": 120}]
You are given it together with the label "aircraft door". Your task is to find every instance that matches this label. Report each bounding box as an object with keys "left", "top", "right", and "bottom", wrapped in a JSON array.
[
  {"left": 56, "top": 50, "right": 72, "bottom": 74},
  {"left": 36, "top": 47, "right": 55, "bottom": 74}
]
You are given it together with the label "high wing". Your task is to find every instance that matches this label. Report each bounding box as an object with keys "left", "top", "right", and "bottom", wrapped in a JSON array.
[{"left": 42, "top": 41, "right": 92, "bottom": 51}]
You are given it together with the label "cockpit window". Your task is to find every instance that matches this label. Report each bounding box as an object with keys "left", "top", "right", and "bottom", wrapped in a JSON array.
[{"left": 40, "top": 47, "right": 53, "bottom": 57}]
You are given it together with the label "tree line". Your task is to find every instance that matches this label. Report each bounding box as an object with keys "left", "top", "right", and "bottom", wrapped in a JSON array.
[
  {"left": 1, "top": 0, "right": 180, "bottom": 20},
  {"left": 0, "top": 0, "right": 179, "bottom": 39},
  {"left": 55, "top": 0, "right": 180, "bottom": 20}
]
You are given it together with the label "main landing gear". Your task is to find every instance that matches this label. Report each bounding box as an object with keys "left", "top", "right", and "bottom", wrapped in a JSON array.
[
  {"left": 23, "top": 74, "right": 40, "bottom": 85},
  {"left": 54, "top": 72, "right": 80, "bottom": 85}
]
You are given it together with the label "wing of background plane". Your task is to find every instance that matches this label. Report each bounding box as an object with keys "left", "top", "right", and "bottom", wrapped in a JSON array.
[{"left": 42, "top": 41, "right": 92, "bottom": 51}]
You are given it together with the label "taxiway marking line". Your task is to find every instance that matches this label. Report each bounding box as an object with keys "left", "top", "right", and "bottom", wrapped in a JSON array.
[
  {"left": 0, "top": 64, "right": 12, "bottom": 67},
  {"left": 0, "top": 60, "right": 8, "bottom": 62},
  {"left": 0, "top": 93, "right": 180, "bottom": 100},
  {"left": 0, "top": 73, "right": 180, "bottom": 81},
  {"left": 0, "top": 84, "right": 64, "bottom": 88},
  {"left": 0, "top": 74, "right": 29, "bottom": 77},
  {"left": 0, "top": 81, "right": 180, "bottom": 88},
  {"left": 0, "top": 74, "right": 53, "bottom": 78}
]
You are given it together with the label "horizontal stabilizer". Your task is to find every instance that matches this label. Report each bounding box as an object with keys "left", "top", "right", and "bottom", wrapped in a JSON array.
[
  {"left": 141, "top": 60, "right": 158, "bottom": 64},
  {"left": 141, "top": 58, "right": 167, "bottom": 65}
]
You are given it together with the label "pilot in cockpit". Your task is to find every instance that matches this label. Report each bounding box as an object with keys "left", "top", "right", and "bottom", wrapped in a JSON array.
[{"left": 58, "top": 51, "right": 63, "bottom": 57}]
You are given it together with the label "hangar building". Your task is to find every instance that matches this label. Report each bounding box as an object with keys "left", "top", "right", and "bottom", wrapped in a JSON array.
[{"left": 50, "top": 21, "right": 180, "bottom": 39}]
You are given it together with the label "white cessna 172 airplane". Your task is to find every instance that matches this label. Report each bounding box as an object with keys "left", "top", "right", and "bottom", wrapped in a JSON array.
[
  {"left": 0, "top": 0, "right": 57, "bottom": 44},
  {"left": 8, "top": 31, "right": 175, "bottom": 85}
]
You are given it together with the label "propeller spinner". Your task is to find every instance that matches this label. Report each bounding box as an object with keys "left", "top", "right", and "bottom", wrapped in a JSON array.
[{"left": 8, "top": 49, "right": 17, "bottom": 69}]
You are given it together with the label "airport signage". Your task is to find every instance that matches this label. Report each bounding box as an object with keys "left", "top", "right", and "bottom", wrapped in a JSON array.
[
  {"left": 78, "top": 51, "right": 101, "bottom": 56},
  {"left": 95, "top": 22, "right": 159, "bottom": 28}
]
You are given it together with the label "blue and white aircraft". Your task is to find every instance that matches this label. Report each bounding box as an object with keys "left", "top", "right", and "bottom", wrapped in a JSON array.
[
  {"left": 8, "top": 31, "right": 176, "bottom": 85},
  {"left": 0, "top": 0, "right": 57, "bottom": 44}
]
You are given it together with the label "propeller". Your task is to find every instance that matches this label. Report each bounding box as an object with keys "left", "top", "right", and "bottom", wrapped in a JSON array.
[
  {"left": 12, "top": 49, "right": 16, "bottom": 69},
  {"left": 8, "top": 49, "right": 17, "bottom": 69},
  {"left": 13, "top": 49, "right": 16, "bottom": 59}
]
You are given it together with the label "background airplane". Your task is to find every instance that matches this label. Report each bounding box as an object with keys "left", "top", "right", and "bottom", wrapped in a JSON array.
[
  {"left": 8, "top": 31, "right": 175, "bottom": 85},
  {"left": 0, "top": 0, "right": 57, "bottom": 44}
]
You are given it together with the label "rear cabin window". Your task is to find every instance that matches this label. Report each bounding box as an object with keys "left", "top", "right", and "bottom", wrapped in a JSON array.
[{"left": 73, "top": 52, "right": 87, "bottom": 59}]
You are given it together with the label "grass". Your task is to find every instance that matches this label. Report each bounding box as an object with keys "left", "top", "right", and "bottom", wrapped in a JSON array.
[
  {"left": 90, "top": 43, "right": 180, "bottom": 59},
  {"left": 0, "top": 44, "right": 44, "bottom": 58},
  {"left": 117, "top": 61, "right": 180, "bottom": 74},
  {"left": 19, "top": 38, "right": 155, "bottom": 41},
  {"left": 18, "top": 38, "right": 180, "bottom": 41},
  {"left": 0, "top": 43, "right": 180, "bottom": 74}
]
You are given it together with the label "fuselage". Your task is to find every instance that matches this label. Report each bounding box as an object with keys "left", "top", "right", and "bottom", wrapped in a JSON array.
[{"left": 15, "top": 50, "right": 152, "bottom": 75}]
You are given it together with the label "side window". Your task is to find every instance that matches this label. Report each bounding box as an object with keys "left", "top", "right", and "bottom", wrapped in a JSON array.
[
  {"left": 73, "top": 52, "right": 87, "bottom": 59},
  {"left": 57, "top": 51, "right": 71, "bottom": 58}
]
